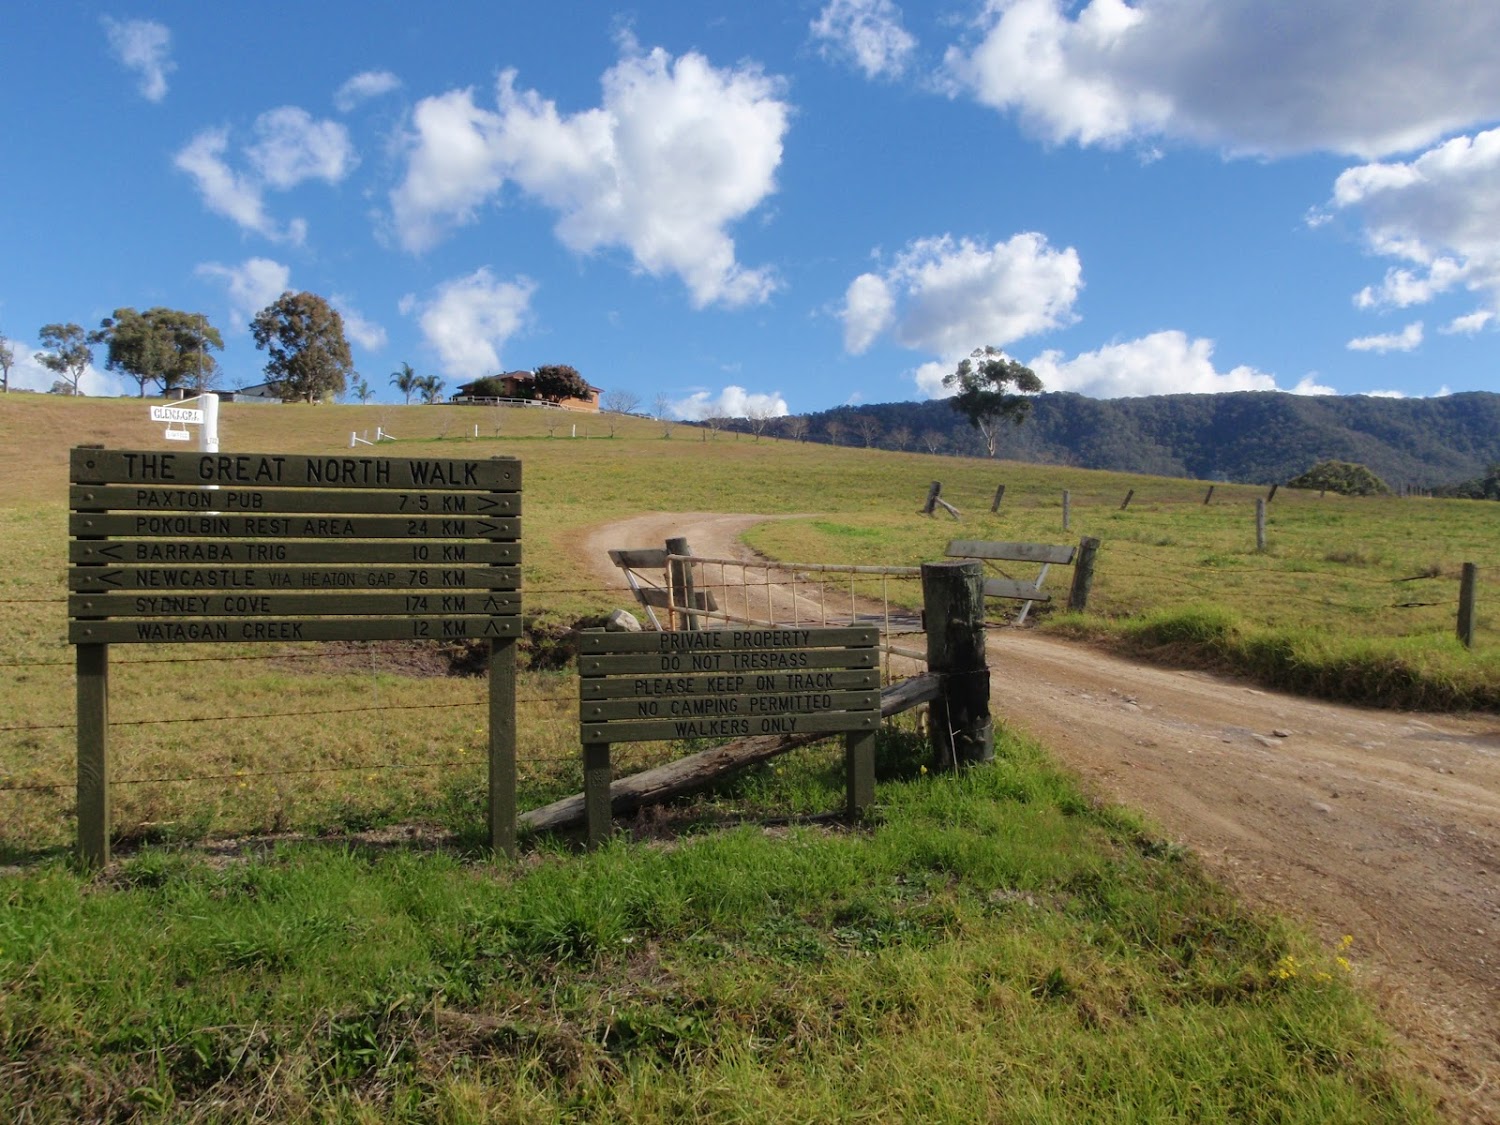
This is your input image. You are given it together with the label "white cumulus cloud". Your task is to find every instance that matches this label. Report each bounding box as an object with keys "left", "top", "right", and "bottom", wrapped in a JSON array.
[
  {"left": 196, "top": 257, "right": 292, "bottom": 328},
  {"left": 1021, "top": 331, "right": 1277, "bottom": 398},
  {"left": 245, "top": 107, "right": 357, "bottom": 189},
  {"left": 1331, "top": 128, "right": 1500, "bottom": 320},
  {"left": 1347, "top": 322, "right": 1424, "bottom": 353},
  {"left": 103, "top": 17, "right": 174, "bottom": 102},
  {"left": 943, "top": 0, "right": 1500, "bottom": 158},
  {"left": 842, "top": 232, "right": 1081, "bottom": 358},
  {"left": 176, "top": 108, "right": 355, "bottom": 241},
  {"left": 670, "top": 385, "right": 789, "bottom": 420},
  {"left": 811, "top": 0, "right": 917, "bottom": 79},
  {"left": 331, "top": 295, "right": 387, "bottom": 352},
  {"left": 390, "top": 45, "right": 789, "bottom": 308},
  {"left": 408, "top": 268, "right": 536, "bottom": 379},
  {"left": 334, "top": 70, "right": 401, "bottom": 112},
  {"left": 1442, "top": 310, "right": 1495, "bottom": 335}
]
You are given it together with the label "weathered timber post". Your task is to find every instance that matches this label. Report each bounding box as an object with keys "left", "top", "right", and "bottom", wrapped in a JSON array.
[
  {"left": 666, "top": 536, "right": 699, "bottom": 630},
  {"left": 1062, "top": 490, "right": 1071, "bottom": 531},
  {"left": 1120, "top": 489, "right": 1133, "bottom": 510},
  {"left": 1255, "top": 498, "right": 1267, "bottom": 553},
  {"left": 1458, "top": 563, "right": 1478, "bottom": 649},
  {"left": 1204, "top": 485, "right": 1215, "bottom": 505},
  {"left": 1067, "top": 536, "right": 1101, "bottom": 613},
  {"left": 991, "top": 484, "right": 1006, "bottom": 513},
  {"left": 489, "top": 636, "right": 518, "bottom": 857},
  {"left": 76, "top": 643, "right": 109, "bottom": 868},
  {"left": 923, "top": 481, "right": 941, "bottom": 516},
  {"left": 922, "top": 561, "right": 992, "bottom": 770},
  {"left": 1266, "top": 484, "right": 1278, "bottom": 503}
]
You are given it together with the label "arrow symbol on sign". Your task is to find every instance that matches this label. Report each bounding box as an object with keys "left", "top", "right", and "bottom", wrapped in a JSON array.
[
  {"left": 483, "top": 595, "right": 506, "bottom": 612},
  {"left": 98, "top": 571, "right": 123, "bottom": 588},
  {"left": 98, "top": 543, "right": 125, "bottom": 561},
  {"left": 476, "top": 496, "right": 497, "bottom": 511},
  {"left": 477, "top": 521, "right": 498, "bottom": 536}
]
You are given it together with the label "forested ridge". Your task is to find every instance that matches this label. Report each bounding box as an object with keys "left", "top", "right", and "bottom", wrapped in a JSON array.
[{"left": 773, "top": 390, "right": 1500, "bottom": 488}]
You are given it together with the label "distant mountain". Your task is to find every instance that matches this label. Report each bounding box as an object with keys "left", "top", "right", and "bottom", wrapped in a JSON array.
[{"left": 775, "top": 391, "right": 1500, "bottom": 488}]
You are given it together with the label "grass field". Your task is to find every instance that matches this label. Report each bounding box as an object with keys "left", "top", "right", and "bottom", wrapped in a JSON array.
[{"left": 1, "top": 392, "right": 1485, "bottom": 1119}]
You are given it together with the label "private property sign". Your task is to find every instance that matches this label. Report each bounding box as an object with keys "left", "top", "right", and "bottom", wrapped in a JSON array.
[
  {"left": 67, "top": 446, "right": 525, "bottom": 866},
  {"left": 149, "top": 405, "right": 204, "bottom": 424},
  {"left": 575, "top": 626, "right": 881, "bottom": 845}
]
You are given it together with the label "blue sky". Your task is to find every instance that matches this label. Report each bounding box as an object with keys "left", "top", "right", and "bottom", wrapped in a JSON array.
[{"left": 3, "top": 0, "right": 1498, "bottom": 416}]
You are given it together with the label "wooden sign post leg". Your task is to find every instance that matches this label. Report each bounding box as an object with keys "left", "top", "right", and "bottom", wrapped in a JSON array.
[
  {"left": 583, "top": 741, "right": 612, "bottom": 849},
  {"left": 488, "top": 636, "right": 518, "bottom": 857},
  {"left": 845, "top": 729, "right": 875, "bottom": 820},
  {"left": 76, "top": 642, "right": 110, "bottom": 868}
]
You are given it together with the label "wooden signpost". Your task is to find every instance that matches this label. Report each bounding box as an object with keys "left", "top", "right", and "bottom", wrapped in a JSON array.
[
  {"left": 577, "top": 626, "right": 882, "bottom": 847},
  {"left": 68, "top": 447, "right": 523, "bottom": 866}
]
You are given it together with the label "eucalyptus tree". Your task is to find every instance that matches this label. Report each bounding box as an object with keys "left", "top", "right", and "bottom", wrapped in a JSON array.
[
  {"left": 250, "top": 292, "right": 353, "bottom": 403},
  {"left": 35, "top": 323, "right": 93, "bottom": 395},
  {"left": 943, "top": 346, "right": 1043, "bottom": 457},
  {"left": 93, "top": 307, "right": 223, "bottom": 396},
  {"left": 0, "top": 333, "right": 13, "bottom": 392}
]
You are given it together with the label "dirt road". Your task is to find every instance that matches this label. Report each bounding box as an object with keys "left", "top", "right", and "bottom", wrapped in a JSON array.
[{"left": 571, "top": 512, "right": 1500, "bottom": 1122}]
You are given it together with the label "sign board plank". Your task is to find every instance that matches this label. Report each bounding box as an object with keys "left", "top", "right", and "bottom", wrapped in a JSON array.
[
  {"left": 69, "top": 591, "right": 521, "bottom": 618},
  {"left": 68, "top": 565, "right": 521, "bottom": 593},
  {"left": 71, "top": 486, "right": 519, "bottom": 516},
  {"left": 580, "top": 667, "right": 879, "bottom": 700},
  {"left": 70, "top": 513, "right": 519, "bottom": 540},
  {"left": 70, "top": 449, "right": 521, "bottom": 491},
  {"left": 581, "top": 710, "right": 879, "bottom": 744},
  {"left": 982, "top": 577, "right": 1050, "bottom": 602},
  {"left": 580, "top": 646, "right": 879, "bottom": 676},
  {"left": 583, "top": 690, "right": 879, "bottom": 723},
  {"left": 70, "top": 540, "right": 519, "bottom": 565},
  {"left": 946, "top": 539, "right": 1076, "bottom": 566},
  {"left": 70, "top": 615, "right": 520, "bottom": 644},
  {"left": 578, "top": 625, "right": 878, "bottom": 655}
]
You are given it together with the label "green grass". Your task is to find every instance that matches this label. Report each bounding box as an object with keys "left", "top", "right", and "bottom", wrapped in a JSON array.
[{"left": 0, "top": 728, "right": 1433, "bottom": 1122}]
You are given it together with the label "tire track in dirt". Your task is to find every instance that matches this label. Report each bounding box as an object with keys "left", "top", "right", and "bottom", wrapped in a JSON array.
[{"left": 570, "top": 512, "right": 1500, "bottom": 1122}]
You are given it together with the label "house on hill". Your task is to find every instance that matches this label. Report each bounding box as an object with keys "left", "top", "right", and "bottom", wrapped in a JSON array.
[{"left": 452, "top": 369, "right": 601, "bottom": 412}]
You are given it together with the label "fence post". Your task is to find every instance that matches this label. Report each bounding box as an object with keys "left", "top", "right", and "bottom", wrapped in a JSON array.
[
  {"left": 1068, "top": 537, "right": 1101, "bottom": 612},
  {"left": 1458, "top": 563, "right": 1478, "bottom": 649},
  {"left": 1120, "top": 489, "right": 1133, "bottom": 510},
  {"left": 923, "top": 481, "right": 941, "bottom": 516},
  {"left": 991, "top": 483, "right": 1006, "bottom": 513},
  {"left": 1266, "top": 484, "right": 1278, "bottom": 504},
  {"left": 922, "top": 561, "right": 991, "bottom": 770},
  {"left": 1062, "top": 489, "right": 1071, "bottom": 531},
  {"left": 666, "top": 536, "right": 698, "bottom": 630},
  {"left": 1204, "top": 485, "right": 1215, "bottom": 505},
  {"left": 489, "top": 636, "right": 518, "bottom": 857},
  {"left": 76, "top": 643, "right": 110, "bottom": 868},
  {"left": 1255, "top": 498, "right": 1267, "bottom": 553}
]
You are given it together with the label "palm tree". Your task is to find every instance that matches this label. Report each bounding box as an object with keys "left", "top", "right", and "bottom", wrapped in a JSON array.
[
  {"left": 390, "top": 362, "right": 418, "bottom": 405},
  {"left": 416, "top": 373, "right": 446, "bottom": 404}
]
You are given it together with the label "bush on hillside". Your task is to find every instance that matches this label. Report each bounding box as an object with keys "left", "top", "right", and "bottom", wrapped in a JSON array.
[{"left": 1286, "top": 459, "right": 1390, "bottom": 496}]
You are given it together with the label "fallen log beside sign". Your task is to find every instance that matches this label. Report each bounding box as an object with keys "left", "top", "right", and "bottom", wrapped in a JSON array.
[
  {"left": 576, "top": 625, "right": 881, "bottom": 847},
  {"left": 68, "top": 447, "right": 524, "bottom": 867}
]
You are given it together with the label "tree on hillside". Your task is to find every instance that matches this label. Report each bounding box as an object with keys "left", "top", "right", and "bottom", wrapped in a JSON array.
[
  {"left": 0, "top": 333, "right": 13, "bottom": 393},
  {"left": 349, "top": 375, "right": 374, "bottom": 403},
  {"left": 530, "top": 364, "right": 591, "bottom": 403},
  {"left": 601, "top": 388, "right": 641, "bottom": 414},
  {"left": 653, "top": 393, "right": 675, "bottom": 438},
  {"left": 855, "top": 415, "right": 882, "bottom": 448},
  {"left": 780, "top": 415, "right": 809, "bottom": 442},
  {"left": 824, "top": 418, "right": 846, "bottom": 446},
  {"left": 944, "top": 346, "right": 1044, "bottom": 457},
  {"left": 920, "top": 430, "right": 947, "bottom": 454},
  {"left": 93, "top": 307, "right": 223, "bottom": 397},
  {"left": 746, "top": 404, "right": 776, "bottom": 442},
  {"left": 887, "top": 424, "right": 912, "bottom": 451},
  {"left": 1286, "top": 459, "right": 1391, "bottom": 496},
  {"left": 390, "top": 362, "right": 419, "bottom": 404},
  {"left": 35, "top": 323, "right": 93, "bottom": 395},
  {"left": 416, "top": 373, "right": 446, "bottom": 404},
  {"left": 250, "top": 292, "right": 353, "bottom": 403}
]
